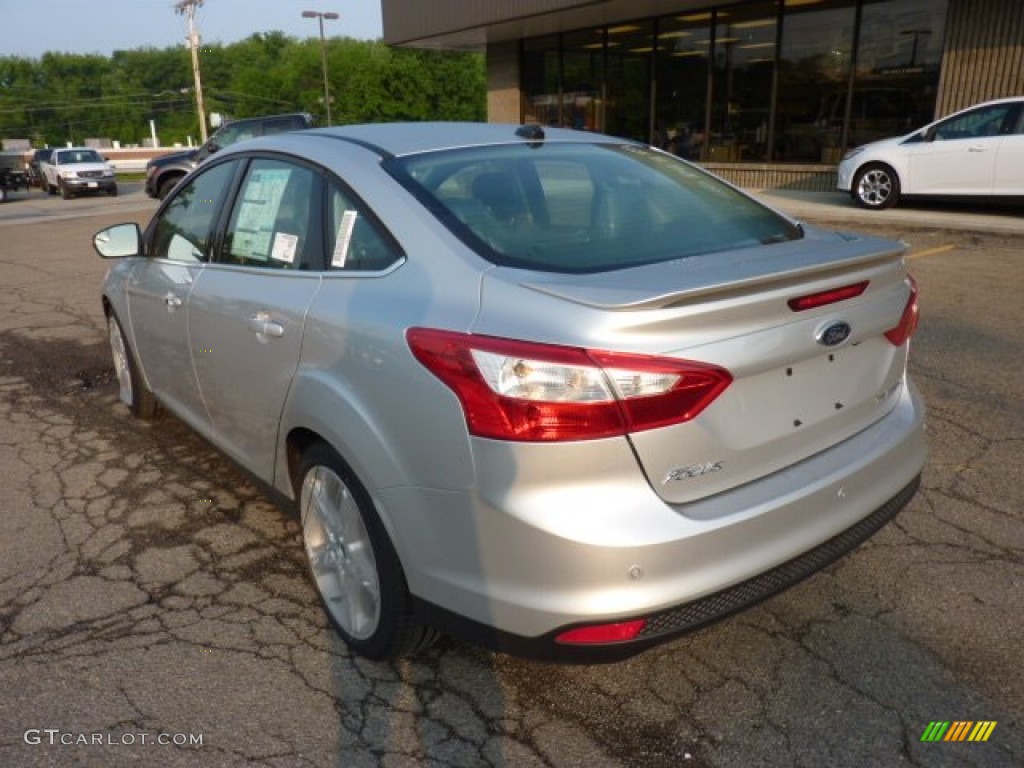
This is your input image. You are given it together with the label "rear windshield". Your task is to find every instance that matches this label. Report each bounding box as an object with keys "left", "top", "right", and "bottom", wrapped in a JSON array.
[{"left": 387, "top": 142, "right": 801, "bottom": 273}]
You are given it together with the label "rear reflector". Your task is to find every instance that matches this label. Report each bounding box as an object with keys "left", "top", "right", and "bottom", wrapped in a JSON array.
[
  {"left": 788, "top": 280, "right": 869, "bottom": 312},
  {"left": 406, "top": 329, "right": 732, "bottom": 442},
  {"left": 555, "top": 620, "right": 646, "bottom": 645}
]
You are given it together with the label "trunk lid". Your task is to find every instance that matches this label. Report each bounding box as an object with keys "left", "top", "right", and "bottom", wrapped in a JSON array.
[{"left": 484, "top": 229, "right": 913, "bottom": 506}]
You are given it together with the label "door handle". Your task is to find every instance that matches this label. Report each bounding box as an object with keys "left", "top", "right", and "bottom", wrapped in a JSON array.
[
  {"left": 248, "top": 313, "right": 285, "bottom": 338},
  {"left": 163, "top": 292, "right": 183, "bottom": 308},
  {"left": 967, "top": 145, "right": 988, "bottom": 152}
]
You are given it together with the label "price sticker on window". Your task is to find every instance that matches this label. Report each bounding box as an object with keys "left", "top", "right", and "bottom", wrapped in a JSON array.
[{"left": 331, "top": 210, "right": 358, "bottom": 268}]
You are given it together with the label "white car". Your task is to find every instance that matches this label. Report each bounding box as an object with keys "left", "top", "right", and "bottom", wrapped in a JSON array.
[
  {"left": 41, "top": 147, "right": 118, "bottom": 199},
  {"left": 838, "top": 97, "right": 1024, "bottom": 209}
]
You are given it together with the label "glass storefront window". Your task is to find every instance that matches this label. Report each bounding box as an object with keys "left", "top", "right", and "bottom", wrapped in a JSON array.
[
  {"left": 710, "top": 2, "right": 779, "bottom": 162},
  {"left": 656, "top": 13, "right": 713, "bottom": 159},
  {"left": 776, "top": 0, "right": 857, "bottom": 163},
  {"left": 519, "top": 0, "right": 948, "bottom": 165},
  {"left": 854, "top": 0, "right": 947, "bottom": 144},
  {"left": 605, "top": 21, "right": 654, "bottom": 142},
  {"left": 563, "top": 29, "right": 606, "bottom": 132},
  {"left": 522, "top": 35, "right": 561, "bottom": 128}
]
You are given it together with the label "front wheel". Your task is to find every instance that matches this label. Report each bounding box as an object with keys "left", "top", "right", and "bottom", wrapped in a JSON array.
[
  {"left": 157, "top": 176, "right": 180, "bottom": 200},
  {"left": 297, "top": 442, "right": 437, "bottom": 659},
  {"left": 852, "top": 163, "right": 901, "bottom": 209},
  {"left": 108, "top": 312, "right": 157, "bottom": 419},
  {"left": 59, "top": 181, "right": 73, "bottom": 200}
]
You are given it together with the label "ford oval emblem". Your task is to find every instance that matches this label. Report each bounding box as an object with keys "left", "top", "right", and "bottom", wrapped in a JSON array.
[{"left": 817, "top": 321, "right": 852, "bottom": 347}]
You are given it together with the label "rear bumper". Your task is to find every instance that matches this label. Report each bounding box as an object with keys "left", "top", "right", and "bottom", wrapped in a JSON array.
[
  {"left": 378, "top": 380, "right": 926, "bottom": 661},
  {"left": 415, "top": 474, "right": 919, "bottom": 662}
]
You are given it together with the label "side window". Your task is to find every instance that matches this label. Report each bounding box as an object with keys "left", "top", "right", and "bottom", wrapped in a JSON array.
[
  {"left": 220, "top": 158, "right": 317, "bottom": 270},
  {"left": 151, "top": 161, "right": 236, "bottom": 263},
  {"left": 933, "top": 106, "right": 1013, "bottom": 141},
  {"left": 1012, "top": 106, "right": 1024, "bottom": 135},
  {"left": 211, "top": 122, "right": 256, "bottom": 149},
  {"left": 327, "top": 180, "right": 402, "bottom": 271}
]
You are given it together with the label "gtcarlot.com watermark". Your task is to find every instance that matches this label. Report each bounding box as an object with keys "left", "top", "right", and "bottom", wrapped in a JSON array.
[{"left": 24, "top": 729, "right": 203, "bottom": 747}]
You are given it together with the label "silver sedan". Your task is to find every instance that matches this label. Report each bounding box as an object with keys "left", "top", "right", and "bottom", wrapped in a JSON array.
[{"left": 94, "top": 122, "right": 926, "bottom": 661}]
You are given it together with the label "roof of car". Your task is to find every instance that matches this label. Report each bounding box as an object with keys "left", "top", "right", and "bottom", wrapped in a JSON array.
[{"left": 292, "top": 122, "right": 632, "bottom": 158}]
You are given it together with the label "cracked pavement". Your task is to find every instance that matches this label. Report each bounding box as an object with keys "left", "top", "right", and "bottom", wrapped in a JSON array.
[{"left": 0, "top": 188, "right": 1021, "bottom": 766}]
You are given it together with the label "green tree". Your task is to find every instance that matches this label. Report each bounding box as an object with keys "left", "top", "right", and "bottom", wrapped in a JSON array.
[{"left": 0, "top": 37, "right": 485, "bottom": 148}]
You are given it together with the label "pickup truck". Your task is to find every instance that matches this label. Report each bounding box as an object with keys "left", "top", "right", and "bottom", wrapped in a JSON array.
[
  {"left": 0, "top": 152, "right": 30, "bottom": 203},
  {"left": 41, "top": 148, "right": 117, "bottom": 199}
]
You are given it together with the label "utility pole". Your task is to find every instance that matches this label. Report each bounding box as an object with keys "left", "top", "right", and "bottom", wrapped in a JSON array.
[{"left": 176, "top": 0, "right": 208, "bottom": 142}]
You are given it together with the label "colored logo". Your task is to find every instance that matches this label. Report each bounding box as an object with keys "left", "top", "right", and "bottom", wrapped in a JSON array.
[
  {"left": 920, "top": 721, "right": 997, "bottom": 742},
  {"left": 816, "top": 321, "right": 852, "bottom": 347}
]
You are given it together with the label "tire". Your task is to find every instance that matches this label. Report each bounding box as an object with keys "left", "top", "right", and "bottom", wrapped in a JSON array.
[
  {"left": 107, "top": 312, "right": 157, "bottom": 419},
  {"left": 109, "top": 184, "right": 118, "bottom": 197},
  {"left": 852, "top": 163, "right": 901, "bottom": 209},
  {"left": 297, "top": 441, "right": 438, "bottom": 659},
  {"left": 59, "top": 181, "right": 73, "bottom": 200},
  {"left": 0, "top": 187, "right": 6, "bottom": 204},
  {"left": 157, "top": 176, "right": 180, "bottom": 200},
  {"left": 47, "top": 182, "right": 57, "bottom": 196}
]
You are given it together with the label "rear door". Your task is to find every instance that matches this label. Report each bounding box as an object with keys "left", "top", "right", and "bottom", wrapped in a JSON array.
[
  {"left": 188, "top": 156, "right": 324, "bottom": 481},
  {"left": 993, "top": 104, "right": 1024, "bottom": 195}
]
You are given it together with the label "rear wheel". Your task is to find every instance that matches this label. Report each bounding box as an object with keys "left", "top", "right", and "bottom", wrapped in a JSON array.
[
  {"left": 297, "top": 441, "right": 437, "bottom": 659},
  {"left": 852, "top": 163, "right": 901, "bottom": 209},
  {"left": 108, "top": 312, "right": 157, "bottom": 419}
]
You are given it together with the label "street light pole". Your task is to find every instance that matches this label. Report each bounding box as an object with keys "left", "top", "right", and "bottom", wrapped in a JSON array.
[{"left": 302, "top": 10, "right": 340, "bottom": 126}]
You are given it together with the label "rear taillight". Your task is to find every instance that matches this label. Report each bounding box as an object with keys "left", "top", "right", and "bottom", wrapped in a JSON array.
[
  {"left": 406, "top": 329, "right": 732, "bottom": 442},
  {"left": 884, "top": 276, "right": 920, "bottom": 346}
]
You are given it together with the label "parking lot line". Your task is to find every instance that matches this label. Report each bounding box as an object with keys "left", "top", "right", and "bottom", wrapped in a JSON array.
[{"left": 907, "top": 244, "right": 956, "bottom": 261}]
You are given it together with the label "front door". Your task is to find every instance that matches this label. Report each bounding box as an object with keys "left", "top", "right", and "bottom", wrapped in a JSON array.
[{"left": 127, "top": 160, "right": 238, "bottom": 435}]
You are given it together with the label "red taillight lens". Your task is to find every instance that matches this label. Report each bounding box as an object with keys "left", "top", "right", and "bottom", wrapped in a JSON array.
[
  {"left": 555, "top": 620, "right": 646, "bottom": 645},
  {"left": 406, "top": 329, "right": 732, "bottom": 442},
  {"left": 884, "top": 276, "right": 920, "bottom": 346},
  {"left": 787, "top": 280, "right": 869, "bottom": 312}
]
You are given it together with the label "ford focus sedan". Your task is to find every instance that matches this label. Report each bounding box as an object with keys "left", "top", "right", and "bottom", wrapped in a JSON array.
[{"left": 94, "top": 123, "right": 925, "bottom": 661}]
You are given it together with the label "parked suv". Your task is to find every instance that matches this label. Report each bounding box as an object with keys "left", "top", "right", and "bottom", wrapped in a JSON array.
[{"left": 144, "top": 112, "right": 314, "bottom": 199}]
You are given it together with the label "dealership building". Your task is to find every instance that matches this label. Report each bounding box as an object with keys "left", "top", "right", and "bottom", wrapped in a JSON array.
[{"left": 382, "top": 0, "right": 1023, "bottom": 188}]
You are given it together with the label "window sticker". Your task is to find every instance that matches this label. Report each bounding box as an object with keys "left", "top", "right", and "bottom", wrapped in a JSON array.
[
  {"left": 230, "top": 168, "right": 292, "bottom": 261},
  {"left": 331, "top": 210, "right": 358, "bottom": 268},
  {"left": 271, "top": 232, "right": 298, "bottom": 264}
]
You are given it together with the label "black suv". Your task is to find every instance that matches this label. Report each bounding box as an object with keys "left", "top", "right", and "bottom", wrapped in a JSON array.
[{"left": 144, "top": 112, "right": 314, "bottom": 199}]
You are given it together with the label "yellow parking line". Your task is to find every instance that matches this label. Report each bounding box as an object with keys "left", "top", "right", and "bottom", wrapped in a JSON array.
[{"left": 907, "top": 244, "right": 955, "bottom": 260}]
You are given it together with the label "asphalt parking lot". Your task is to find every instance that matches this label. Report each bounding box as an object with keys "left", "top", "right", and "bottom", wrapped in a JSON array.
[{"left": 0, "top": 182, "right": 1021, "bottom": 767}]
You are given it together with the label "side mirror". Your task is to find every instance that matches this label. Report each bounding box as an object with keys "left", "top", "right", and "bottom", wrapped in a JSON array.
[
  {"left": 922, "top": 126, "right": 937, "bottom": 142},
  {"left": 93, "top": 223, "right": 142, "bottom": 259},
  {"left": 204, "top": 139, "right": 220, "bottom": 155}
]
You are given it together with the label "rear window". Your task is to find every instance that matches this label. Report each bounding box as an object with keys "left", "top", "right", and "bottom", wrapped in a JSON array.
[{"left": 387, "top": 143, "right": 801, "bottom": 273}]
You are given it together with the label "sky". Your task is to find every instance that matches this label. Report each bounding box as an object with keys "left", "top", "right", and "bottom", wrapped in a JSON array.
[{"left": 0, "top": 0, "right": 384, "bottom": 59}]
